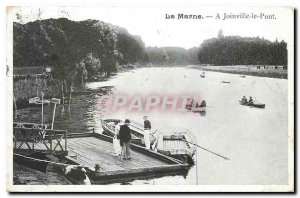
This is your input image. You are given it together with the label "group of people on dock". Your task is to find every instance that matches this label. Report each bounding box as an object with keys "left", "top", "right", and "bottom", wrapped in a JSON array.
[
  {"left": 113, "top": 116, "right": 152, "bottom": 160},
  {"left": 113, "top": 119, "right": 131, "bottom": 160}
]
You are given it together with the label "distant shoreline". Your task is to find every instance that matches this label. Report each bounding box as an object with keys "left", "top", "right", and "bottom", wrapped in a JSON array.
[{"left": 186, "top": 65, "right": 288, "bottom": 79}]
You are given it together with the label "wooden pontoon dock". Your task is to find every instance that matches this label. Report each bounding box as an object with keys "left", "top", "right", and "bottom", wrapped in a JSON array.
[{"left": 13, "top": 123, "right": 189, "bottom": 184}]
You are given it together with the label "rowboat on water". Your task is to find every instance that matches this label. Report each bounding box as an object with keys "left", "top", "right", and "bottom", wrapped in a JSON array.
[
  {"left": 189, "top": 106, "right": 206, "bottom": 112},
  {"left": 239, "top": 101, "right": 266, "bottom": 109},
  {"left": 100, "top": 118, "right": 156, "bottom": 144},
  {"left": 152, "top": 128, "right": 197, "bottom": 165},
  {"left": 186, "top": 99, "right": 206, "bottom": 112},
  {"left": 221, "top": 81, "right": 230, "bottom": 83}
]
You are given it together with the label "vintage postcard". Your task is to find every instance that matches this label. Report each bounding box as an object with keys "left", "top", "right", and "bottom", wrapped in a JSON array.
[{"left": 6, "top": 4, "right": 294, "bottom": 192}]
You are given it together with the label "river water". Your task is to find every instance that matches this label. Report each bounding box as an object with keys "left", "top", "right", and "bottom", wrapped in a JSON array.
[{"left": 14, "top": 67, "right": 288, "bottom": 185}]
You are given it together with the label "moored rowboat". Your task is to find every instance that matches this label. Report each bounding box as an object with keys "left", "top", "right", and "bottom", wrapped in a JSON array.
[
  {"left": 100, "top": 118, "right": 155, "bottom": 145},
  {"left": 153, "top": 128, "right": 196, "bottom": 164},
  {"left": 221, "top": 81, "right": 230, "bottom": 83}
]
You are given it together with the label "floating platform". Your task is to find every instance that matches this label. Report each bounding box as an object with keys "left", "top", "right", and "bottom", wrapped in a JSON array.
[
  {"left": 13, "top": 125, "right": 189, "bottom": 184},
  {"left": 65, "top": 133, "right": 189, "bottom": 184}
]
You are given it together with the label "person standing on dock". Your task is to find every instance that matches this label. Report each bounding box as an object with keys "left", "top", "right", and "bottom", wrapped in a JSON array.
[
  {"left": 119, "top": 119, "right": 132, "bottom": 160},
  {"left": 143, "top": 115, "right": 151, "bottom": 150},
  {"left": 113, "top": 121, "right": 121, "bottom": 157}
]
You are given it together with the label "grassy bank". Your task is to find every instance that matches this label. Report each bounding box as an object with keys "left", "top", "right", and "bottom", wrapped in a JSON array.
[{"left": 187, "top": 65, "right": 288, "bottom": 79}]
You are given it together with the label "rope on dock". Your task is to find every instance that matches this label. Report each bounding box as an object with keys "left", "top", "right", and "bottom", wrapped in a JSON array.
[{"left": 13, "top": 153, "right": 81, "bottom": 167}]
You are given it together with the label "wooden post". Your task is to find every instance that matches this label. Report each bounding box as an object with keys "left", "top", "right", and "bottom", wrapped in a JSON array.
[
  {"left": 61, "top": 81, "right": 65, "bottom": 113},
  {"left": 50, "top": 130, "right": 52, "bottom": 153},
  {"left": 51, "top": 103, "right": 57, "bottom": 130},
  {"left": 195, "top": 141, "right": 199, "bottom": 185},
  {"left": 50, "top": 98, "right": 61, "bottom": 130},
  {"left": 82, "top": 73, "right": 84, "bottom": 88},
  {"left": 65, "top": 131, "right": 67, "bottom": 151},
  {"left": 64, "top": 80, "right": 67, "bottom": 96},
  {"left": 13, "top": 93, "right": 17, "bottom": 118},
  {"left": 36, "top": 74, "right": 38, "bottom": 97},
  {"left": 68, "top": 83, "right": 73, "bottom": 110},
  {"left": 32, "top": 132, "right": 35, "bottom": 151},
  {"left": 41, "top": 91, "right": 44, "bottom": 125},
  {"left": 62, "top": 82, "right": 65, "bottom": 107}
]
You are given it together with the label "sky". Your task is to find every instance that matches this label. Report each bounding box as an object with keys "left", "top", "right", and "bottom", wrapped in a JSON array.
[{"left": 9, "top": 6, "right": 294, "bottom": 49}]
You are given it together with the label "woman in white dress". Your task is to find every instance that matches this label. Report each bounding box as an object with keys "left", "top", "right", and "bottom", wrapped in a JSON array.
[
  {"left": 113, "top": 121, "right": 121, "bottom": 157},
  {"left": 143, "top": 116, "right": 151, "bottom": 150}
]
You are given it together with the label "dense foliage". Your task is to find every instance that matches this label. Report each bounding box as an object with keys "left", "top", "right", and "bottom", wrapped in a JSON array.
[
  {"left": 198, "top": 34, "right": 287, "bottom": 68},
  {"left": 146, "top": 47, "right": 199, "bottom": 66},
  {"left": 13, "top": 18, "right": 288, "bottom": 80},
  {"left": 13, "top": 18, "right": 148, "bottom": 82}
]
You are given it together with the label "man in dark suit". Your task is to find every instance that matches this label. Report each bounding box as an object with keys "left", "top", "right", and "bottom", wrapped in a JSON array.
[{"left": 119, "top": 119, "right": 132, "bottom": 160}]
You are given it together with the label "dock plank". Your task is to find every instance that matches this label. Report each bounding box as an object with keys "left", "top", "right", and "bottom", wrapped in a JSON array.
[
  {"left": 68, "top": 143, "right": 113, "bottom": 166},
  {"left": 67, "top": 141, "right": 125, "bottom": 171},
  {"left": 68, "top": 138, "right": 159, "bottom": 170},
  {"left": 66, "top": 137, "right": 170, "bottom": 173},
  {"left": 77, "top": 138, "right": 159, "bottom": 167},
  {"left": 68, "top": 140, "right": 133, "bottom": 170}
]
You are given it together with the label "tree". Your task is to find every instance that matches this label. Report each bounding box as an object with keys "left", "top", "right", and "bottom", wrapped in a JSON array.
[
  {"left": 80, "top": 53, "right": 101, "bottom": 79},
  {"left": 198, "top": 35, "right": 287, "bottom": 67},
  {"left": 218, "top": 29, "right": 224, "bottom": 39},
  {"left": 13, "top": 18, "right": 149, "bottom": 80}
]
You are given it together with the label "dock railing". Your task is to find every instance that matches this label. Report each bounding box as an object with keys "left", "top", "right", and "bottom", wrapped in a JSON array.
[
  {"left": 13, "top": 125, "right": 68, "bottom": 155},
  {"left": 13, "top": 122, "right": 50, "bottom": 129}
]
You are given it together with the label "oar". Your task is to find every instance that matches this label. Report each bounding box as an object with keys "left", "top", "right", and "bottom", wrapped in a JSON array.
[
  {"left": 180, "top": 139, "right": 230, "bottom": 160},
  {"left": 151, "top": 129, "right": 158, "bottom": 135}
]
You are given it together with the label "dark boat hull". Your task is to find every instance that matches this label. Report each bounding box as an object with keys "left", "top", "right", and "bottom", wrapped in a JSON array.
[
  {"left": 250, "top": 103, "right": 266, "bottom": 108},
  {"left": 239, "top": 101, "right": 265, "bottom": 109},
  {"left": 157, "top": 149, "right": 195, "bottom": 165}
]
